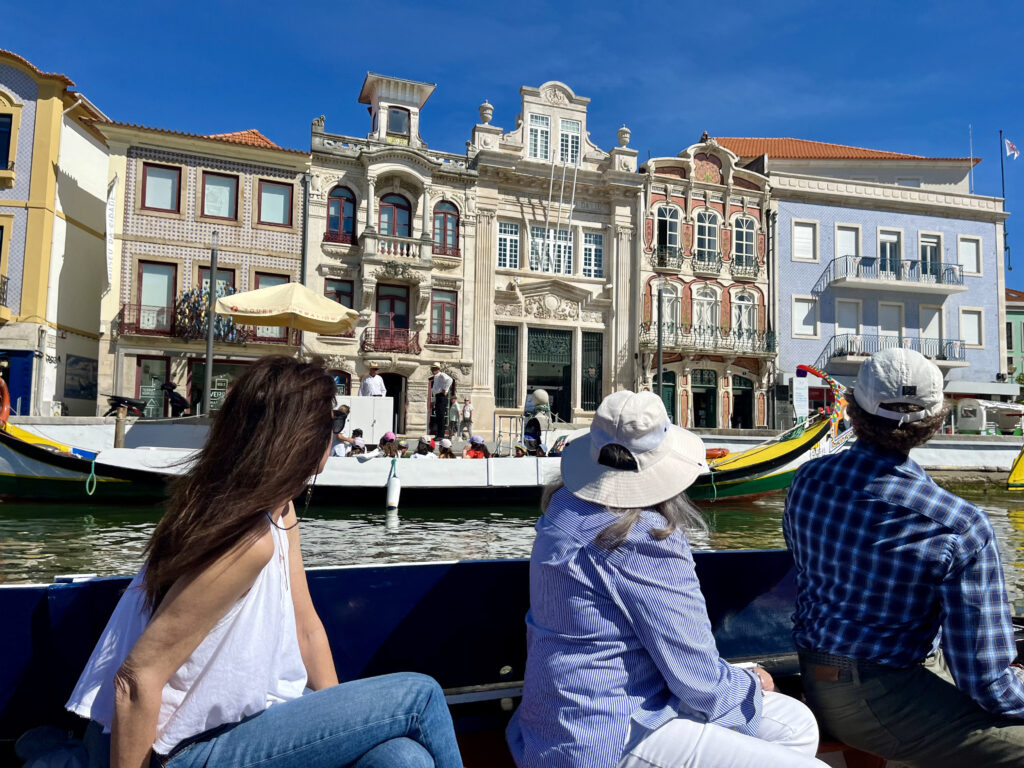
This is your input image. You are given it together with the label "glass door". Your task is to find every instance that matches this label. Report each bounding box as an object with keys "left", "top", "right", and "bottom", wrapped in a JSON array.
[
  {"left": 137, "top": 357, "right": 169, "bottom": 418},
  {"left": 138, "top": 262, "right": 175, "bottom": 332}
]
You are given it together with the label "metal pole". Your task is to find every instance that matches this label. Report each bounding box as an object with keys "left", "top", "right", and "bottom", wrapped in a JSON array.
[
  {"left": 203, "top": 231, "right": 218, "bottom": 416},
  {"left": 656, "top": 283, "right": 664, "bottom": 396},
  {"left": 1001, "top": 130, "right": 1011, "bottom": 271}
]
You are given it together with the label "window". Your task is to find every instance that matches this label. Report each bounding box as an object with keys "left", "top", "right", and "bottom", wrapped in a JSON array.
[
  {"left": 254, "top": 273, "right": 288, "bottom": 339},
  {"left": 429, "top": 289, "right": 458, "bottom": 345},
  {"left": 581, "top": 332, "right": 603, "bottom": 411},
  {"left": 528, "top": 114, "right": 550, "bottom": 160},
  {"left": 582, "top": 232, "right": 603, "bottom": 278},
  {"left": 792, "top": 221, "right": 817, "bottom": 262},
  {"left": 201, "top": 172, "right": 238, "bottom": 220},
  {"left": 734, "top": 217, "right": 756, "bottom": 265},
  {"left": 696, "top": 212, "right": 719, "bottom": 261},
  {"left": 1008, "top": 321, "right": 1014, "bottom": 352},
  {"left": 387, "top": 108, "right": 410, "bottom": 136},
  {"left": 656, "top": 207, "right": 679, "bottom": 255},
  {"left": 0, "top": 113, "right": 11, "bottom": 170},
  {"left": 378, "top": 193, "right": 411, "bottom": 237},
  {"left": 693, "top": 286, "right": 719, "bottom": 331},
  {"left": 198, "top": 267, "right": 235, "bottom": 295},
  {"left": 836, "top": 225, "right": 859, "bottom": 258},
  {"left": 328, "top": 370, "right": 351, "bottom": 396},
  {"left": 497, "top": 222, "right": 520, "bottom": 269},
  {"left": 792, "top": 296, "right": 818, "bottom": 338},
  {"left": 141, "top": 163, "right": 180, "bottom": 213},
  {"left": 258, "top": 181, "right": 293, "bottom": 226},
  {"left": 376, "top": 284, "right": 410, "bottom": 330},
  {"left": 137, "top": 261, "right": 176, "bottom": 333},
  {"left": 961, "top": 308, "right": 983, "bottom": 347},
  {"left": 325, "top": 278, "right": 354, "bottom": 309},
  {"left": 920, "top": 234, "right": 941, "bottom": 279},
  {"left": 836, "top": 299, "right": 861, "bottom": 349},
  {"left": 559, "top": 119, "right": 581, "bottom": 165},
  {"left": 494, "top": 325, "right": 519, "bottom": 408},
  {"left": 958, "top": 237, "right": 981, "bottom": 275},
  {"left": 327, "top": 186, "right": 356, "bottom": 243},
  {"left": 879, "top": 303, "right": 904, "bottom": 349},
  {"left": 920, "top": 305, "right": 943, "bottom": 358},
  {"left": 529, "top": 226, "right": 572, "bottom": 274},
  {"left": 879, "top": 230, "right": 901, "bottom": 277},
  {"left": 732, "top": 292, "right": 755, "bottom": 335},
  {"left": 433, "top": 201, "right": 459, "bottom": 256}
]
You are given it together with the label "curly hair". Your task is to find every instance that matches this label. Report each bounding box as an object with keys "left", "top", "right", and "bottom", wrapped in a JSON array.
[{"left": 846, "top": 394, "right": 947, "bottom": 454}]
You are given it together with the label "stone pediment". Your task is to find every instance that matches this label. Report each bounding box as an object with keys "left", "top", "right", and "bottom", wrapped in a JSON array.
[{"left": 496, "top": 278, "right": 609, "bottom": 323}]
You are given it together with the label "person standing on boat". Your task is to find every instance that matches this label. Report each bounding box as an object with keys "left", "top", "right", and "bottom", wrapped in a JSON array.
[
  {"left": 507, "top": 390, "right": 826, "bottom": 768},
  {"left": 358, "top": 361, "right": 386, "bottom": 397},
  {"left": 784, "top": 347, "right": 1024, "bottom": 767},
  {"left": 65, "top": 356, "right": 462, "bottom": 768},
  {"left": 430, "top": 362, "right": 453, "bottom": 438}
]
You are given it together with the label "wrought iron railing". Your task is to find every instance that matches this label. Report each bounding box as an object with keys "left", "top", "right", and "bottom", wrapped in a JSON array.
[
  {"left": 323, "top": 230, "right": 355, "bottom": 244},
  {"left": 692, "top": 252, "right": 723, "bottom": 276},
  {"left": 638, "top": 322, "right": 776, "bottom": 354},
  {"left": 815, "top": 333, "right": 966, "bottom": 370},
  {"left": 730, "top": 259, "right": 761, "bottom": 280},
  {"left": 361, "top": 327, "right": 421, "bottom": 354},
  {"left": 426, "top": 331, "right": 459, "bottom": 346},
  {"left": 117, "top": 303, "right": 175, "bottom": 336},
  {"left": 827, "top": 256, "right": 964, "bottom": 286},
  {"left": 432, "top": 243, "right": 460, "bottom": 257},
  {"left": 116, "top": 302, "right": 298, "bottom": 345},
  {"left": 651, "top": 245, "right": 683, "bottom": 271}
]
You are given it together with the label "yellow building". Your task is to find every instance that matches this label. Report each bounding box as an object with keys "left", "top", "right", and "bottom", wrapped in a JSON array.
[{"left": 0, "top": 50, "right": 107, "bottom": 415}]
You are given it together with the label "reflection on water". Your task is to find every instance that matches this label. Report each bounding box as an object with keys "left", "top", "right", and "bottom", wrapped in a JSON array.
[{"left": 2, "top": 492, "right": 1023, "bottom": 613}]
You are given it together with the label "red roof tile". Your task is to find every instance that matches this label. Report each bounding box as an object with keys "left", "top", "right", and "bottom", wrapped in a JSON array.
[
  {"left": 0, "top": 49, "right": 74, "bottom": 86},
  {"left": 717, "top": 137, "right": 979, "bottom": 164},
  {"left": 1006, "top": 288, "right": 1024, "bottom": 301},
  {"left": 97, "top": 121, "right": 307, "bottom": 155}
]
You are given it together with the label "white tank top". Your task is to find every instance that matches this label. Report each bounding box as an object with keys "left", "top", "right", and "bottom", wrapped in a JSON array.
[{"left": 65, "top": 524, "right": 307, "bottom": 755}]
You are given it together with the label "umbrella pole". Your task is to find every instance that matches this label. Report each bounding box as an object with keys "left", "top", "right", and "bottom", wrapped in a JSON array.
[{"left": 203, "top": 232, "right": 218, "bottom": 416}]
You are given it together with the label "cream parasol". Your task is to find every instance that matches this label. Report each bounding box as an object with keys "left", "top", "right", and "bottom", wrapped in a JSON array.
[{"left": 215, "top": 281, "right": 359, "bottom": 335}]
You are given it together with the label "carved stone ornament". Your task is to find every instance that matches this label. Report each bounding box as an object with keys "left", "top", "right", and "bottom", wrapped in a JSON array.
[
  {"left": 582, "top": 311, "right": 603, "bottom": 323},
  {"left": 495, "top": 302, "right": 523, "bottom": 317},
  {"left": 317, "top": 263, "right": 352, "bottom": 277},
  {"left": 543, "top": 87, "right": 569, "bottom": 105},
  {"left": 370, "top": 261, "right": 424, "bottom": 284},
  {"left": 524, "top": 294, "right": 580, "bottom": 321},
  {"left": 617, "top": 125, "right": 631, "bottom": 147},
  {"left": 312, "top": 115, "right": 325, "bottom": 130},
  {"left": 479, "top": 100, "right": 494, "bottom": 124}
]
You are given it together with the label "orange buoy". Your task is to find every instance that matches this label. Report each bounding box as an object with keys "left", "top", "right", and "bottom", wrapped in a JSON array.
[{"left": 705, "top": 448, "right": 729, "bottom": 460}]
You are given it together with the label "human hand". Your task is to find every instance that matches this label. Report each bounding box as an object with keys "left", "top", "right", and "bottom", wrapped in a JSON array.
[{"left": 753, "top": 665, "right": 774, "bottom": 693}]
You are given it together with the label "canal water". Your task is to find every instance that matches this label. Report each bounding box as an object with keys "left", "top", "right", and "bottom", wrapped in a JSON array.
[{"left": 2, "top": 491, "right": 1024, "bottom": 613}]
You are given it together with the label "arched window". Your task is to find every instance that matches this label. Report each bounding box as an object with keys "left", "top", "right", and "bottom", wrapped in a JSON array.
[
  {"left": 696, "top": 211, "right": 719, "bottom": 263},
  {"left": 379, "top": 193, "right": 411, "bottom": 237},
  {"left": 652, "top": 282, "right": 681, "bottom": 345},
  {"left": 734, "top": 217, "right": 756, "bottom": 266},
  {"left": 326, "top": 186, "right": 356, "bottom": 244},
  {"left": 732, "top": 291, "right": 756, "bottom": 343},
  {"left": 656, "top": 206, "right": 680, "bottom": 260},
  {"left": 693, "top": 285, "right": 720, "bottom": 333},
  {"left": 433, "top": 201, "right": 459, "bottom": 256}
]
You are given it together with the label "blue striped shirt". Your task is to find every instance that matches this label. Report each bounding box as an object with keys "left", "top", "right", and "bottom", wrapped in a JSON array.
[
  {"left": 506, "top": 487, "right": 762, "bottom": 768},
  {"left": 784, "top": 440, "right": 1024, "bottom": 717}
]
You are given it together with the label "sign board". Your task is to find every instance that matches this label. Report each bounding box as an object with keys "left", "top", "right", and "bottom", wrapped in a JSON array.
[{"left": 792, "top": 376, "right": 810, "bottom": 424}]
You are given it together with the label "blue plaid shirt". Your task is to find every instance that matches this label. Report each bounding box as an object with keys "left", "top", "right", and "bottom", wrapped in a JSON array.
[
  {"left": 507, "top": 487, "right": 762, "bottom": 768},
  {"left": 784, "top": 440, "right": 1024, "bottom": 717}
]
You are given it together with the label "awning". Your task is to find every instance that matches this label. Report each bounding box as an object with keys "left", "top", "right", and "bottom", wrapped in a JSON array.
[{"left": 943, "top": 380, "right": 1020, "bottom": 396}]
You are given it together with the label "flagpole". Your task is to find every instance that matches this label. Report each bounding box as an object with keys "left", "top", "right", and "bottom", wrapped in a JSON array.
[
  {"left": 969, "top": 124, "right": 974, "bottom": 194},
  {"left": 1001, "top": 130, "right": 1011, "bottom": 271}
]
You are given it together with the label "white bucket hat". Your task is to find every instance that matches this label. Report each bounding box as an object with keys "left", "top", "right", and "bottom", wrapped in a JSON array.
[
  {"left": 560, "top": 390, "right": 707, "bottom": 508},
  {"left": 853, "top": 347, "right": 944, "bottom": 425}
]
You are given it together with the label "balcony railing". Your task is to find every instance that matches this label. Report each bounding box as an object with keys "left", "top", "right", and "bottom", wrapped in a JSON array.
[
  {"left": 639, "top": 322, "right": 776, "bottom": 355},
  {"left": 116, "top": 303, "right": 298, "bottom": 345},
  {"left": 117, "top": 303, "right": 175, "bottom": 336},
  {"left": 0, "top": 274, "right": 8, "bottom": 308},
  {"left": 378, "top": 235, "right": 419, "bottom": 258},
  {"left": 426, "top": 331, "right": 460, "bottom": 346},
  {"left": 692, "top": 252, "right": 723, "bottom": 276},
  {"left": 250, "top": 327, "right": 302, "bottom": 345},
  {"left": 816, "top": 332, "right": 966, "bottom": 370},
  {"left": 361, "top": 327, "right": 421, "bottom": 355},
  {"left": 651, "top": 245, "right": 684, "bottom": 272},
  {"left": 432, "top": 243, "right": 460, "bottom": 257},
  {"left": 323, "top": 230, "right": 355, "bottom": 245},
  {"left": 730, "top": 259, "right": 761, "bottom": 280},
  {"left": 829, "top": 256, "right": 964, "bottom": 286}
]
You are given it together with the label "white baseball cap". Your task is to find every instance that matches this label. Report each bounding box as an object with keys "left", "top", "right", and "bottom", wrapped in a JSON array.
[
  {"left": 853, "top": 347, "right": 944, "bottom": 425},
  {"left": 560, "top": 390, "right": 707, "bottom": 508}
]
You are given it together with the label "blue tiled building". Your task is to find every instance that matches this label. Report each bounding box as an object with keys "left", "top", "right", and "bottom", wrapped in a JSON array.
[{"left": 719, "top": 138, "right": 1011, "bottom": 426}]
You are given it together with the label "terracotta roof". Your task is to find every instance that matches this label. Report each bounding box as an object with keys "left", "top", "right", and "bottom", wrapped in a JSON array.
[
  {"left": 97, "top": 121, "right": 307, "bottom": 155},
  {"left": 717, "top": 137, "right": 979, "bottom": 164},
  {"left": 0, "top": 49, "right": 74, "bottom": 86},
  {"left": 203, "top": 129, "right": 280, "bottom": 149},
  {"left": 1006, "top": 288, "right": 1024, "bottom": 301}
]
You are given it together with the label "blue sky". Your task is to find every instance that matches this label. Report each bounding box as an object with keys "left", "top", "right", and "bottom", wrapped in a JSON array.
[{"left": 10, "top": 1, "right": 1024, "bottom": 285}]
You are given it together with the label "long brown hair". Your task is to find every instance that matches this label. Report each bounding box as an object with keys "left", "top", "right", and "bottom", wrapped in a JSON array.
[{"left": 143, "top": 356, "right": 336, "bottom": 610}]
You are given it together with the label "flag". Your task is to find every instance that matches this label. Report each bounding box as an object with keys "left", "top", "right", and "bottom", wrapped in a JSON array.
[{"left": 1007, "top": 138, "right": 1021, "bottom": 160}]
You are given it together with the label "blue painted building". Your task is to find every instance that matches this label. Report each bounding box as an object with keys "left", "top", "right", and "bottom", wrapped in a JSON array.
[{"left": 719, "top": 138, "right": 1011, "bottom": 426}]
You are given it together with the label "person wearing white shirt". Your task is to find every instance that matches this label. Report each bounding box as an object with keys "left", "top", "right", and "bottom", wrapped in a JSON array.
[
  {"left": 458, "top": 398, "right": 474, "bottom": 440},
  {"left": 429, "top": 362, "right": 453, "bottom": 438},
  {"left": 358, "top": 362, "right": 387, "bottom": 397}
]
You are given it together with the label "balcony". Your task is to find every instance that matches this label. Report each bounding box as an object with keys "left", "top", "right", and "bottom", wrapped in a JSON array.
[
  {"left": 431, "top": 243, "right": 460, "bottom": 257},
  {"left": 692, "top": 252, "right": 723, "bottom": 277},
  {"left": 426, "top": 331, "right": 460, "bottom": 346},
  {"left": 361, "top": 327, "right": 421, "bottom": 355},
  {"left": 116, "top": 303, "right": 175, "bottom": 336},
  {"left": 638, "top": 322, "right": 776, "bottom": 356},
  {"left": 817, "top": 333, "right": 967, "bottom": 371},
  {"left": 651, "top": 246, "right": 684, "bottom": 273},
  {"left": 115, "top": 303, "right": 298, "bottom": 345},
  {"left": 323, "top": 230, "right": 355, "bottom": 245},
  {"left": 826, "top": 256, "right": 966, "bottom": 295},
  {"left": 730, "top": 259, "right": 761, "bottom": 281},
  {"left": 375, "top": 234, "right": 420, "bottom": 259}
]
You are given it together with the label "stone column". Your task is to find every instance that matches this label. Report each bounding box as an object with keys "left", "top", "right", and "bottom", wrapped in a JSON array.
[
  {"left": 615, "top": 225, "right": 634, "bottom": 391},
  {"left": 473, "top": 211, "right": 497, "bottom": 389},
  {"left": 421, "top": 185, "right": 433, "bottom": 240},
  {"left": 365, "top": 176, "right": 376, "bottom": 232}
]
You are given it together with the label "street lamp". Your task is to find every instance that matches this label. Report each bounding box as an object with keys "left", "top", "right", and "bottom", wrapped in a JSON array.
[{"left": 203, "top": 230, "right": 218, "bottom": 416}]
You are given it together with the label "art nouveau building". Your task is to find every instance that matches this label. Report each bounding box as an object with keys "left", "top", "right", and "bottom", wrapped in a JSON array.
[
  {"left": 95, "top": 123, "right": 309, "bottom": 416},
  {"left": 305, "top": 76, "right": 642, "bottom": 436},
  {"left": 638, "top": 139, "right": 773, "bottom": 429}
]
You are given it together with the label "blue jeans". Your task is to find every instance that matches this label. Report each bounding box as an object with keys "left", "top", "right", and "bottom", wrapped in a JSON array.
[{"left": 161, "top": 672, "right": 462, "bottom": 768}]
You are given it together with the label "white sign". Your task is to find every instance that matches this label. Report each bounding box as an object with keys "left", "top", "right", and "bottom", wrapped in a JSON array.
[
  {"left": 103, "top": 176, "right": 118, "bottom": 297},
  {"left": 792, "top": 376, "right": 810, "bottom": 423}
]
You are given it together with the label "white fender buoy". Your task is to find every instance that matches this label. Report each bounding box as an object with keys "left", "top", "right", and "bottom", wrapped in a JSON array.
[{"left": 386, "top": 457, "right": 401, "bottom": 513}]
